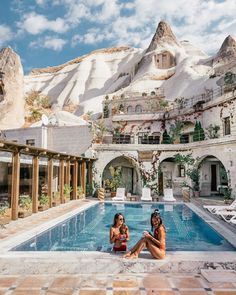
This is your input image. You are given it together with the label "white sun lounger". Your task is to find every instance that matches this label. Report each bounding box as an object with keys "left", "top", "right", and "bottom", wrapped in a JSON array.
[
  {"left": 229, "top": 215, "right": 236, "bottom": 225},
  {"left": 141, "top": 187, "right": 152, "bottom": 201},
  {"left": 203, "top": 199, "right": 236, "bottom": 214},
  {"left": 112, "top": 188, "right": 126, "bottom": 201},
  {"left": 216, "top": 209, "right": 236, "bottom": 223}
]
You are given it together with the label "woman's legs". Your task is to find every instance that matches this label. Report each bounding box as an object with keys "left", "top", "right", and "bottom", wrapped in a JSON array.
[
  {"left": 123, "top": 237, "right": 147, "bottom": 258},
  {"left": 123, "top": 238, "right": 165, "bottom": 259},
  {"left": 146, "top": 240, "right": 165, "bottom": 259}
]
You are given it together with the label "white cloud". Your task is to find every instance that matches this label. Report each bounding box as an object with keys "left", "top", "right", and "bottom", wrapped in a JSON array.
[
  {"left": 14, "top": 0, "right": 236, "bottom": 56},
  {"left": 0, "top": 25, "right": 13, "bottom": 47},
  {"left": 72, "top": 28, "right": 112, "bottom": 45},
  {"left": 30, "top": 36, "right": 67, "bottom": 51},
  {"left": 44, "top": 37, "right": 67, "bottom": 50},
  {"left": 19, "top": 12, "right": 69, "bottom": 35}
]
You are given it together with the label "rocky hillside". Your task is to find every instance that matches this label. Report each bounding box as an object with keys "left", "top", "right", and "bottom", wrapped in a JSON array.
[
  {"left": 0, "top": 21, "right": 236, "bottom": 129},
  {"left": 0, "top": 48, "right": 24, "bottom": 129}
]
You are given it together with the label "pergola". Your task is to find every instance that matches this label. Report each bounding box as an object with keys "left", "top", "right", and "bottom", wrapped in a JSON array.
[{"left": 0, "top": 140, "right": 95, "bottom": 220}]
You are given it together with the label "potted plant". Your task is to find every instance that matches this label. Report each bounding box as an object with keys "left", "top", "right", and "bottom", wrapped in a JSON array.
[
  {"left": 52, "top": 191, "right": 60, "bottom": 207},
  {"left": 0, "top": 202, "right": 11, "bottom": 226},
  {"left": 222, "top": 186, "right": 233, "bottom": 204},
  {"left": 18, "top": 195, "right": 32, "bottom": 218},
  {"left": 108, "top": 166, "right": 122, "bottom": 197},
  {"left": 77, "top": 186, "right": 84, "bottom": 199},
  {"left": 169, "top": 120, "right": 184, "bottom": 144},
  {"left": 86, "top": 184, "right": 93, "bottom": 197},
  {"left": 64, "top": 184, "right": 72, "bottom": 202},
  {"left": 174, "top": 153, "right": 201, "bottom": 197},
  {"left": 220, "top": 169, "right": 233, "bottom": 204},
  {"left": 38, "top": 194, "right": 49, "bottom": 211}
]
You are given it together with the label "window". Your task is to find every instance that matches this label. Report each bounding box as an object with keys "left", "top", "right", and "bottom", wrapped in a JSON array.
[
  {"left": 223, "top": 117, "right": 231, "bottom": 135},
  {"left": 127, "top": 106, "right": 133, "bottom": 113},
  {"left": 26, "top": 139, "right": 35, "bottom": 146},
  {"left": 135, "top": 105, "right": 142, "bottom": 113},
  {"left": 178, "top": 165, "right": 185, "bottom": 177}
]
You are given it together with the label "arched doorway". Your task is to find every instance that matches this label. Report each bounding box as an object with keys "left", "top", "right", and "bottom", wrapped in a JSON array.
[
  {"left": 159, "top": 157, "right": 175, "bottom": 196},
  {"left": 102, "top": 156, "right": 140, "bottom": 195},
  {"left": 199, "top": 155, "right": 228, "bottom": 198}
]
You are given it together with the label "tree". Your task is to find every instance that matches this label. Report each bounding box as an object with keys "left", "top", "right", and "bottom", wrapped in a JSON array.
[
  {"left": 169, "top": 120, "right": 184, "bottom": 143},
  {"left": 162, "top": 129, "right": 172, "bottom": 144},
  {"left": 174, "top": 153, "right": 201, "bottom": 192},
  {"left": 193, "top": 121, "right": 205, "bottom": 141}
]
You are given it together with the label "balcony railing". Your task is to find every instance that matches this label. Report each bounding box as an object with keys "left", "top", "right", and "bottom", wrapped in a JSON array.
[
  {"left": 138, "top": 136, "right": 160, "bottom": 144},
  {"left": 112, "top": 134, "right": 133, "bottom": 144}
]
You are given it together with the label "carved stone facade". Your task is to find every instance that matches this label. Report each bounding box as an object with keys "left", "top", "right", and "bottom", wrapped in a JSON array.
[{"left": 155, "top": 51, "right": 176, "bottom": 69}]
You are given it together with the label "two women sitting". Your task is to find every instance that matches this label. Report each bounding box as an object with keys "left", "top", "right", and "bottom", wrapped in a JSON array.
[{"left": 110, "top": 210, "right": 166, "bottom": 259}]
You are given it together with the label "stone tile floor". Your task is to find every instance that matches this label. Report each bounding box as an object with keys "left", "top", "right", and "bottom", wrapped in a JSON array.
[
  {"left": 0, "top": 199, "right": 236, "bottom": 294},
  {"left": 0, "top": 273, "right": 236, "bottom": 294}
]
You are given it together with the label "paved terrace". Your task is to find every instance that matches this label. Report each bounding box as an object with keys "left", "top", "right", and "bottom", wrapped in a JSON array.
[{"left": 0, "top": 198, "right": 235, "bottom": 294}]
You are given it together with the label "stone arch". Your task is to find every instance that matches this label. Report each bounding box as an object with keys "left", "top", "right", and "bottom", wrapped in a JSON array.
[
  {"left": 127, "top": 105, "right": 133, "bottom": 113},
  {"left": 159, "top": 156, "right": 176, "bottom": 195},
  {"left": 158, "top": 152, "right": 229, "bottom": 198},
  {"left": 101, "top": 155, "right": 141, "bottom": 195},
  {"left": 135, "top": 105, "right": 142, "bottom": 113},
  {"left": 197, "top": 154, "right": 229, "bottom": 197}
]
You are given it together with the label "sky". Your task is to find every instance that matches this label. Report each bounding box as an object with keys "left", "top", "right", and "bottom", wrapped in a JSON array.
[{"left": 0, "top": 0, "right": 236, "bottom": 73}]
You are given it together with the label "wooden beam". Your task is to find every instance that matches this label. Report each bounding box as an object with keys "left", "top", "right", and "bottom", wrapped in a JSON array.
[
  {"left": 11, "top": 151, "right": 20, "bottom": 220},
  {"left": 72, "top": 161, "right": 78, "bottom": 200},
  {"left": 65, "top": 160, "right": 70, "bottom": 185},
  {"left": 81, "top": 161, "right": 86, "bottom": 197},
  {"left": 47, "top": 158, "right": 53, "bottom": 207},
  {"left": 32, "top": 156, "right": 39, "bottom": 213},
  {"left": 59, "top": 159, "right": 65, "bottom": 203},
  {"left": 88, "top": 161, "right": 93, "bottom": 186}
]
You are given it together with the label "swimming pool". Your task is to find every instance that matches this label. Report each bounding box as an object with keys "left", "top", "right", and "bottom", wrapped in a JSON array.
[{"left": 12, "top": 203, "right": 235, "bottom": 251}]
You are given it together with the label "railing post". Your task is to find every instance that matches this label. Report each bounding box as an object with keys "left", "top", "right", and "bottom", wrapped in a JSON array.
[
  {"left": 59, "top": 159, "right": 65, "bottom": 203},
  {"left": 32, "top": 155, "right": 39, "bottom": 213},
  {"left": 72, "top": 160, "right": 78, "bottom": 200},
  {"left": 11, "top": 151, "right": 20, "bottom": 220},
  {"left": 47, "top": 158, "right": 53, "bottom": 207}
]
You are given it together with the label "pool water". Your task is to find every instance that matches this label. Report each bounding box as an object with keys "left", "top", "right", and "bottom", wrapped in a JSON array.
[{"left": 12, "top": 203, "right": 235, "bottom": 251}]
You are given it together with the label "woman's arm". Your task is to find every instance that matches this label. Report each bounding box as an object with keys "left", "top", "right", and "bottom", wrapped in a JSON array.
[
  {"left": 109, "top": 227, "right": 118, "bottom": 244},
  {"left": 125, "top": 226, "right": 130, "bottom": 241}
]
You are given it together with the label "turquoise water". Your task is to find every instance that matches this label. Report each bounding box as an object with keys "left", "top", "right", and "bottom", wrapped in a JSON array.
[{"left": 12, "top": 203, "right": 235, "bottom": 251}]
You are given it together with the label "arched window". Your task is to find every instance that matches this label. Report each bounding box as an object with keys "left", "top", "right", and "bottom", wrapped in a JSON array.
[
  {"left": 127, "top": 106, "right": 133, "bottom": 113},
  {"left": 0, "top": 85, "right": 3, "bottom": 95},
  {"left": 135, "top": 105, "right": 142, "bottom": 113}
]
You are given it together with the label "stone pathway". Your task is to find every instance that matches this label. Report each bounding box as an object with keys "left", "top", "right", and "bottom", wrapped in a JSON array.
[{"left": 0, "top": 273, "right": 236, "bottom": 294}]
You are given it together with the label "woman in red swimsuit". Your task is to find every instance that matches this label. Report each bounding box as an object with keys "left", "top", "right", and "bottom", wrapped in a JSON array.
[
  {"left": 123, "top": 210, "right": 166, "bottom": 259},
  {"left": 110, "top": 213, "right": 130, "bottom": 252}
]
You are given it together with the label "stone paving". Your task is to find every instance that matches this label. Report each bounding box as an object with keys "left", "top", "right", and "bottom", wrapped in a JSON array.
[
  {"left": 0, "top": 199, "right": 235, "bottom": 294},
  {"left": 0, "top": 273, "right": 236, "bottom": 294}
]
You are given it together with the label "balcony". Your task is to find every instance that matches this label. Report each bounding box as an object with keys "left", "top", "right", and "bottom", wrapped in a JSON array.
[
  {"left": 112, "top": 134, "right": 133, "bottom": 144},
  {"left": 138, "top": 136, "right": 160, "bottom": 144}
]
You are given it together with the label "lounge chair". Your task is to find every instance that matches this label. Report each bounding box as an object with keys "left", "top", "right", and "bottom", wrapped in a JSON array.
[
  {"left": 230, "top": 215, "right": 236, "bottom": 225},
  {"left": 217, "top": 209, "right": 236, "bottom": 223},
  {"left": 203, "top": 199, "right": 236, "bottom": 214},
  {"left": 163, "top": 188, "right": 176, "bottom": 202},
  {"left": 141, "top": 187, "right": 152, "bottom": 201},
  {"left": 112, "top": 188, "right": 126, "bottom": 201}
]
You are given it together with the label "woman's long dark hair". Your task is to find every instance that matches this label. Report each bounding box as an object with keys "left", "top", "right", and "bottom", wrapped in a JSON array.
[
  {"left": 112, "top": 213, "right": 125, "bottom": 227},
  {"left": 150, "top": 211, "right": 164, "bottom": 231}
]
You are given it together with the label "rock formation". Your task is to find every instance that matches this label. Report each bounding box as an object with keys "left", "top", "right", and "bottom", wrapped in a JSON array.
[
  {"left": 0, "top": 47, "right": 25, "bottom": 129},
  {"left": 146, "top": 20, "right": 180, "bottom": 53},
  {"left": 215, "top": 35, "right": 236, "bottom": 62},
  {"left": 213, "top": 35, "right": 236, "bottom": 75},
  {"left": 135, "top": 21, "right": 180, "bottom": 75}
]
